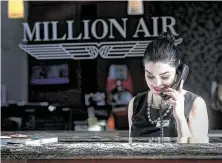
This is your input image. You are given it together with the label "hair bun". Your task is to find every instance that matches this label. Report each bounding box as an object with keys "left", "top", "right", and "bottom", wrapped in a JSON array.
[{"left": 159, "top": 31, "right": 175, "bottom": 43}]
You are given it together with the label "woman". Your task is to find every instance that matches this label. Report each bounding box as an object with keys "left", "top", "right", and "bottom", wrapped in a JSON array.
[{"left": 128, "top": 32, "right": 209, "bottom": 142}]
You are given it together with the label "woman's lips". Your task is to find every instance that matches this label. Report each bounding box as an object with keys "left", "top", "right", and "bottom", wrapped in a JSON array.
[{"left": 153, "top": 87, "right": 163, "bottom": 92}]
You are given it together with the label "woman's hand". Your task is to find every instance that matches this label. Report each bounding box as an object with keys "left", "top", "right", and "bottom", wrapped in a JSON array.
[
  {"left": 163, "top": 80, "right": 193, "bottom": 138},
  {"left": 163, "top": 80, "right": 185, "bottom": 121}
]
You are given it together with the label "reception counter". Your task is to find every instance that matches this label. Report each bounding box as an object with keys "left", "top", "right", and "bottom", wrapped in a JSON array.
[{"left": 1, "top": 131, "right": 222, "bottom": 163}]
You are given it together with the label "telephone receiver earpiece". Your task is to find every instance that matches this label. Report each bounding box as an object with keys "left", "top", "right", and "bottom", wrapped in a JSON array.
[{"left": 159, "top": 64, "right": 189, "bottom": 101}]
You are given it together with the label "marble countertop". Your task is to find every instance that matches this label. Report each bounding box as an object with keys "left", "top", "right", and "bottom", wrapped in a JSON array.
[{"left": 1, "top": 131, "right": 222, "bottom": 160}]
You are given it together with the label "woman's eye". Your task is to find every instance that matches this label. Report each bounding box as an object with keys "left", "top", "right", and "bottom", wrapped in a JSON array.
[
  {"left": 147, "top": 76, "right": 154, "bottom": 79},
  {"left": 161, "top": 76, "right": 170, "bottom": 80}
]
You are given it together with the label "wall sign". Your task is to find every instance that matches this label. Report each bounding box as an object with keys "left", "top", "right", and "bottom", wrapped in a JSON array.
[{"left": 19, "top": 16, "right": 183, "bottom": 60}]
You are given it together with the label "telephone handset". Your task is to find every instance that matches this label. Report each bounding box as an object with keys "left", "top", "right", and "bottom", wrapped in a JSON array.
[{"left": 160, "top": 64, "right": 189, "bottom": 101}]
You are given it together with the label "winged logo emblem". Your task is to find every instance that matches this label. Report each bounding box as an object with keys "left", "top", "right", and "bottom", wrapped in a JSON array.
[{"left": 19, "top": 38, "right": 183, "bottom": 60}]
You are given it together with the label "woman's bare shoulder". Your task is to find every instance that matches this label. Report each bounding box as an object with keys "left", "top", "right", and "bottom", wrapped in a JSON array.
[
  {"left": 188, "top": 91, "right": 207, "bottom": 118},
  {"left": 193, "top": 96, "right": 207, "bottom": 108},
  {"left": 129, "top": 96, "right": 135, "bottom": 107}
]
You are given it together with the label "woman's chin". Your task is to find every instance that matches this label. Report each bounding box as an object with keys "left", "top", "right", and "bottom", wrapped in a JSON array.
[{"left": 151, "top": 90, "right": 162, "bottom": 95}]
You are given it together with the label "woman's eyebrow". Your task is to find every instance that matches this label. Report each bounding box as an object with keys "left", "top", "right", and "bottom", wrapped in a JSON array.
[
  {"left": 145, "top": 70, "right": 152, "bottom": 74},
  {"left": 145, "top": 70, "right": 170, "bottom": 75},
  {"left": 159, "top": 71, "right": 170, "bottom": 75}
]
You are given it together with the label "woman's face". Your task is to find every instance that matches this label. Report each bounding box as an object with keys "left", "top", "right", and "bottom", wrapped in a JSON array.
[{"left": 144, "top": 61, "right": 176, "bottom": 95}]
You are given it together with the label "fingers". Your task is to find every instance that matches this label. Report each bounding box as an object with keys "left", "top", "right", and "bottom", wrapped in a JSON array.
[
  {"left": 162, "top": 86, "right": 185, "bottom": 101},
  {"left": 163, "top": 91, "right": 178, "bottom": 101},
  {"left": 164, "top": 88, "right": 179, "bottom": 95},
  {"left": 179, "top": 80, "right": 184, "bottom": 94},
  {"left": 164, "top": 80, "right": 184, "bottom": 95}
]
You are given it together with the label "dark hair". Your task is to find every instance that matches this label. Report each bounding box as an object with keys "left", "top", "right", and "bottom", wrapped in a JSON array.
[{"left": 143, "top": 31, "right": 180, "bottom": 68}]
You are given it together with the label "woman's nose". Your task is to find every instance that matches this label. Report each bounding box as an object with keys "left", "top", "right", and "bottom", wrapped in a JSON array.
[{"left": 153, "top": 78, "right": 161, "bottom": 86}]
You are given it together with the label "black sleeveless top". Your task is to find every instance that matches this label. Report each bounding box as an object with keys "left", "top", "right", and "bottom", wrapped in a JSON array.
[{"left": 130, "top": 91, "right": 199, "bottom": 137}]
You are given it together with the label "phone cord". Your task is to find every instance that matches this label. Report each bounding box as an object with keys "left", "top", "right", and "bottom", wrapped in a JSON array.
[{"left": 159, "top": 101, "right": 164, "bottom": 141}]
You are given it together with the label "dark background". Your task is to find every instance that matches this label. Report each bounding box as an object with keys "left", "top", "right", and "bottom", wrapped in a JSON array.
[{"left": 3, "top": 1, "right": 221, "bottom": 130}]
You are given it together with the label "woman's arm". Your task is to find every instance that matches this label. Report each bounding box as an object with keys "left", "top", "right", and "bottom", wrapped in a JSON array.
[
  {"left": 164, "top": 80, "right": 209, "bottom": 142},
  {"left": 128, "top": 97, "right": 135, "bottom": 139},
  {"left": 188, "top": 97, "right": 209, "bottom": 143},
  {"left": 175, "top": 116, "right": 192, "bottom": 137}
]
